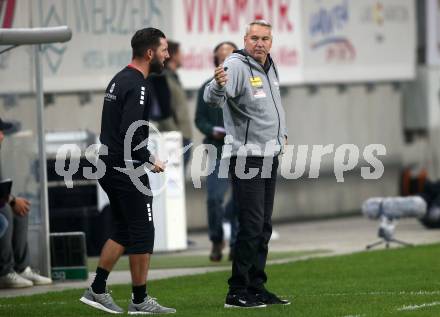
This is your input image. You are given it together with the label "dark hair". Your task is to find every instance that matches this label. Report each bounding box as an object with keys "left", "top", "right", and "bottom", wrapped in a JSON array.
[
  {"left": 213, "top": 41, "right": 238, "bottom": 67},
  {"left": 164, "top": 40, "right": 180, "bottom": 67},
  {"left": 167, "top": 41, "right": 180, "bottom": 58},
  {"left": 131, "top": 27, "right": 166, "bottom": 59}
]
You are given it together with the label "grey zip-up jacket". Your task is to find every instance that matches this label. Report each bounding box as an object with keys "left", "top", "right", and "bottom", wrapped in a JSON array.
[{"left": 203, "top": 50, "right": 287, "bottom": 157}]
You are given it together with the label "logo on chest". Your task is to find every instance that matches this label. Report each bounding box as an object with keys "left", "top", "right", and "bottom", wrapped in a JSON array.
[{"left": 249, "top": 76, "right": 266, "bottom": 99}]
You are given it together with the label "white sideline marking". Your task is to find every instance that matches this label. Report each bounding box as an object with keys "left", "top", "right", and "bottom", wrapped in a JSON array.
[
  {"left": 397, "top": 301, "right": 440, "bottom": 311},
  {"left": 0, "top": 299, "right": 129, "bottom": 308},
  {"left": 306, "top": 290, "right": 440, "bottom": 297},
  {"left": 0, "top": 301, "right": 67, "bottom": 308}
]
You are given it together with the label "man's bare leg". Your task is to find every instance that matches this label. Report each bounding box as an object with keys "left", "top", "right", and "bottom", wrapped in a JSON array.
[
  {"left": 98, "top": 239, "right": 125, "bottom": 271},
  {"left": 127, "top": 253, "right": 176, "bottom": 313},
  {"left": 89, "top": 239, "right": 125, "bottom": 294},
  {"left": 129, "top": 253, "right": 151, "bottom": 285},
  {"left": 129, "top": 253, "right": 150, "bottom": 305}
]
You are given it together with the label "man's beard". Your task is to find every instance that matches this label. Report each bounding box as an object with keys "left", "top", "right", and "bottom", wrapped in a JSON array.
[{"left": 150, "top": 55, "right": 164, "bottom": 74}]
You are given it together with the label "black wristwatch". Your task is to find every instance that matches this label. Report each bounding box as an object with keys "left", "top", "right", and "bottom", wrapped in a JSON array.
[{"left": 9, "top": 195, "right": 16, "bottom": 208}]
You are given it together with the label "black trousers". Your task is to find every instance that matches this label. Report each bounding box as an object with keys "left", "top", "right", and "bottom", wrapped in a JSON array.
[
  {"left": 228, "top": 155, "right": 279, "bottom": 293},
  {"left": 98, "top": 167, "right": 155, "bottom": 254}
]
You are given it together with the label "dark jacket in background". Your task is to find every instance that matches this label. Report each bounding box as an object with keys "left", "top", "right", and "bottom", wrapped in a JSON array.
[
  {"left": 195, "top": 78, "right": 225, "bottom": 159},
  {"left": 147, "top": 74, "right": 173, "bottom": 121},
  {"left": 152, "top": 69, "right": 193, "bottom": 140}
]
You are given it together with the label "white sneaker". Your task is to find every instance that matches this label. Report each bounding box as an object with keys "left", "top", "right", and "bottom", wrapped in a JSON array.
[
  {"left": 0, "top": 271, "right": 33, "bottom": 288},
  {"left": 19, "top": 267, "right": 52, "bottom": 285}
]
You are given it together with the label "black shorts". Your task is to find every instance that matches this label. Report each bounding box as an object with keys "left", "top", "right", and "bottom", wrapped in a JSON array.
[{"left": 98, "top": 168, "right": 154, "bottom": 254}]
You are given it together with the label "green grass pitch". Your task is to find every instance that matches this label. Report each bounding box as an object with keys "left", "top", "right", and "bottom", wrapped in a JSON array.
[{"left": 1, "top": 243, "right": 439, "bottom": 316}]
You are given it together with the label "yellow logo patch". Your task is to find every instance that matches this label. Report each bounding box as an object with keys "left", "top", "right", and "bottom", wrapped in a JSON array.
[{"left": 250, "top": 76, "right": 263, "bottom": 87}]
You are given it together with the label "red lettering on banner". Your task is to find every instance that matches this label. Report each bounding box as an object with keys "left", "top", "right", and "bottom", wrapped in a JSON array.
[
  {"left": 198, "top": 0, "right": 203, "bottom": 32},
  {"left": 325, "top": 42, "right": 356, "bottom": 62},
  {"left": 183, "top": 0, "right": 294, "bottom": 34},
  {"left": 279, "top": 47, "right": 298, "bottom": 65},
  {"left": 207, "top": 0, "right": 217, "bottom": 32},
  {"left": 1, "top": 0, "right": 16, "bottom": 28},
  {"left": 266, "top": 0, "right": 275, "bottom": 25},
  {"left": 254, "top": 0, "right": 264, "bottom": 20},
  {"left": 236, "top": 0, "right": 248, "bottom": 13},
  {"left": 182, "top": 49, "right": 213, "bottom": 70},
  {"left": 181, "top": 46, "right": 299, "bottom": 70},
  {"left": 279, "top": 0, "right": 293, "bottom": 31},
  {"left": 219, "top": 0, "right": 232, "bottom": 32},
  {"left": 234, "top": 0, "right": 249, "bottom": 30},
  {"left": 184, "top": 0, "right": 196, "bottom": 32},
  {"left": 326, "top": 47, "right": 336, "bottom": 61}
]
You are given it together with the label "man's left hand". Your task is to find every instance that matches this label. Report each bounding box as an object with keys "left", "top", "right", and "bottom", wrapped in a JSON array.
[{"left": 12, "top": 197, "right": 30, "bottom": 217}]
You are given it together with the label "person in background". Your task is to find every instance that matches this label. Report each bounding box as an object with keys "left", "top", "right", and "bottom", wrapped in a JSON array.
[
  {"left": 195, "top": 41, "right": 239, "bottom": 262},
  {"left": 0, "top": 214, "right": 7, "bottom": 239},
  {"left": 156, "top": 41, "right": 193, "bottom": 170},
  {"left": 0, "top": 123, "right": 8, "bottom": 239},
  {"left": 0, "top": 117, "right": 52, "bottom": 288}
]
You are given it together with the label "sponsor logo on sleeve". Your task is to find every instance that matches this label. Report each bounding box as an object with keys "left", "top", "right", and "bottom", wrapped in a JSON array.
[{"left": 104, "top": 82, "right": 117, "bottom": 101}]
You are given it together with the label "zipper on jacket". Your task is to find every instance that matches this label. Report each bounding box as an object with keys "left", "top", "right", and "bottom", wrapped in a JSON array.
[
  {"left": 265, "top": 72, "right": 281, "bottom": 148},
  {"left": 244, "top": 119, "right": 250, "bottom": 145},
  {"left": 244, "top": 54, "right": 282, "bottom": 149}
]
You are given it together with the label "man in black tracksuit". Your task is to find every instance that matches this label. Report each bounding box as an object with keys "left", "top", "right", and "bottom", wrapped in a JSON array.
[
  {"left": 80, "top": 28, "right": 175, "bottom": 314},
  {"left": 204, "top": 20, "right": 290, "bottom": 308}
]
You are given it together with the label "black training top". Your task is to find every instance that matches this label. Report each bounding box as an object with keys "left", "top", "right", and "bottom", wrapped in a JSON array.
[{"left": 99, "top": 65, "right": 153, "bottom": 167}]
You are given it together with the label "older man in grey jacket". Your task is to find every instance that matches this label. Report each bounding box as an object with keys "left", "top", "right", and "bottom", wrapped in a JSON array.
[{"left": 204, "top": 20, "right": 290, "bottom": 308}]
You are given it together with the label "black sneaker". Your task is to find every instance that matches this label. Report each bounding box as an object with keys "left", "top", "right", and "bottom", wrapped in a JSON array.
[
  {"left": 224, "top": 292, "right": 267, "bottom": 308},
  {"left": 209, "top": 241, "right": 224, "bottom": 262},
  {"left": 251, "top": 289, "right": 291, "bottom": 305}
]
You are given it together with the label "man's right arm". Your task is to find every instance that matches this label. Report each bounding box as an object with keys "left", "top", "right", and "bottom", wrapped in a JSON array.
[
  {"left": 203, "top": 78, "right": 226, "bottom": 108},
  {"left": 203, "top": 61, "right": 242, "bottom": 107}
]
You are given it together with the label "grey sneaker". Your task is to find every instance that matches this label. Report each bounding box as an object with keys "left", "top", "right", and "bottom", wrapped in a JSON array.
[
  {"left": 80, "top": 287, "right": 124, "bottom": 314},
  {"left": 128, "top": 296, "right": 176, "bottom": 314}
]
